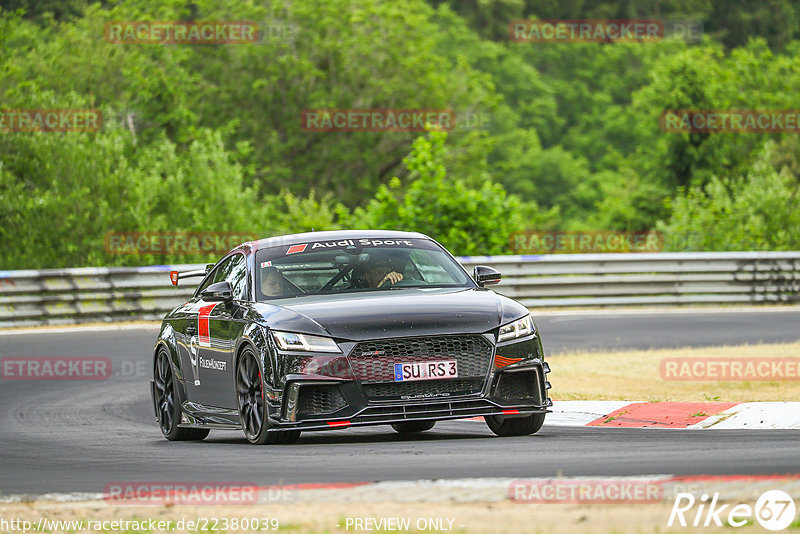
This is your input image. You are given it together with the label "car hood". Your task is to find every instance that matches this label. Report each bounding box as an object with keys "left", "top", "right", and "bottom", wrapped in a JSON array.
[{"left": 251, "top": 287, "right": 529, "bottom": 341}]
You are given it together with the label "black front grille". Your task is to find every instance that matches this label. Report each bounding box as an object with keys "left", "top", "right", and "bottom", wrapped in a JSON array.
[
  {"left": 362, "top": 378, "right": 483, "bottom": 400},
  {"left": 297, "top": 385, "right": 347, "bottom": 417},
  {"left": 349, "top": 335, "right": 493, "bottom": 383},
  {"left": 494, "top": 370, "right": 541, "bottom": 403}
]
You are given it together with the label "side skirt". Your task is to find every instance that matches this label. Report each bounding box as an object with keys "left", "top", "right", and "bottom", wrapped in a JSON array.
[{"left": 178, "top": 401, "right": 242, "bottom": 430}]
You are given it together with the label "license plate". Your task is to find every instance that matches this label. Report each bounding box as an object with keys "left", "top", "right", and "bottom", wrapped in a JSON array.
[{"left": 393, "top": 360, "right": 458, "bottom": 382}]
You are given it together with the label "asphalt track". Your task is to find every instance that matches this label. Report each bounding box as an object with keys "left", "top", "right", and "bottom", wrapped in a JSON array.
[{"left": 1, "top": 308, "right": 799, "bottom": 496}]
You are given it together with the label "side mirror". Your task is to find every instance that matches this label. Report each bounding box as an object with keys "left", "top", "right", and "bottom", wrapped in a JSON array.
[
  {"left": 201, "top": 281, "right": 233, "bottom": 302},
  {"left": 474, "top": 265, "right": 501, "bottom": 287}
]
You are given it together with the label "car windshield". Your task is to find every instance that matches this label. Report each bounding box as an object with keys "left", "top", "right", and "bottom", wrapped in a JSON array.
[{"left": 255, "top": 237, "right": 474, "bottom": 300}]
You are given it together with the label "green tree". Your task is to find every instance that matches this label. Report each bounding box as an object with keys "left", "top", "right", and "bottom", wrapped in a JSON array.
[
  {"left": 706, "top": 0, "right": 798, "bottom": 51},
  {"left": 347, "top": 130, "right": 555, "bottom": 255},
  {"left": 658, "top": 142, "right": 800, "bottom": 251}
]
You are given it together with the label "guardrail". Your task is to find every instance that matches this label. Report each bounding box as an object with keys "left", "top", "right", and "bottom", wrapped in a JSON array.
[
  {"left": 1, "top": 251, "right": 799, "bottom": 328},
  {"left": 460, "top": 251, "right": 800, "bottom": 308}
]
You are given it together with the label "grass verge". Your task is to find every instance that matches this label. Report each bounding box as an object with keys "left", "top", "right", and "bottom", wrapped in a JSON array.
[{"left": 550, "top": 341, "right": 800, "bottom": 402}]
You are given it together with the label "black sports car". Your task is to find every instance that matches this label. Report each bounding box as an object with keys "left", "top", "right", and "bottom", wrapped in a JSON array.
[{"left": 151, "top": 230, "right": 552, "bottom": 444}]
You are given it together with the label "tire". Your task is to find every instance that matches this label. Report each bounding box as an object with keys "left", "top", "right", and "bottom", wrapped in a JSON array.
[
  {"left": 391, "top": 420, "right": 436, "bottom": 434},
  {"left": 485, "top": 412, "right": 545, "bottom": 437},
  {"left": 236, "top": 347, "right": 301, "bottom": 445},
  {"left": 154, "top": 349, "right": 209, "bottom": 441}
]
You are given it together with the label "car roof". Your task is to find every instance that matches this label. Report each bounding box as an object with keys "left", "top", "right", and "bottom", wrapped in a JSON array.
[{"left": 234, "top": 230, "right": 431, "bottom": 253}]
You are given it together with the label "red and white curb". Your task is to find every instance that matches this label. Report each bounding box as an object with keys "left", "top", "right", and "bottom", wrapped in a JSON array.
[{"left": 464, "top": 401, "right": 800, "bottom": 429}]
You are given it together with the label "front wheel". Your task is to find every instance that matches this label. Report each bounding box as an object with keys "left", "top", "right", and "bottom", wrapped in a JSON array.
[
  {"left": 485, "top": 412, "right": 545, "bottom": 437},
  {"left": 391, "top": 420, "right": 436, "bottom": 434},
  {"left": 154, "top": 349, "right": 209, "bottom": 441},
  {"left": 236, "top": 347, "right": 300, "bottom": 445}
]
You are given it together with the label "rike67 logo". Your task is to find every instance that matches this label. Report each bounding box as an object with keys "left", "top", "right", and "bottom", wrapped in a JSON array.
[{"left": 669, "top": 490, "right": 796, "bottom": 531}]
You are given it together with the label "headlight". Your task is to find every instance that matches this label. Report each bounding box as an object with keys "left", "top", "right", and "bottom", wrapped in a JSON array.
[
  {"left": 272, "top": 331, "right": 341, "bottom": 353},
  {"left": 498, "top": 315, "right": 535, "bottom": 342}
]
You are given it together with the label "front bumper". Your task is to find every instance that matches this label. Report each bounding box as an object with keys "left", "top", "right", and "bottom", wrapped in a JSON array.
[
  {"left": 268, "top": 359, "right": 552, "bottom": 431},
  {"left": 272, "top": 398, "right": 552, "bottom": 431}
]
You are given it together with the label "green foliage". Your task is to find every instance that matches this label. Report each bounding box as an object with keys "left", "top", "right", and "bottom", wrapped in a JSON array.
[
  {"left": 0, "top": 117, "right": 258, "bottom": 267},
  {"left": 428, "top": 0, "right": 524, "bottom": 41},
  {"left": 347, "top": 130, "right": 554, "bottom": 255},
  {"left": 176, "top": 0, "right": 497, "bottom": 205},
  {"left": 706, "top": 0, "right": 798, "bottom": 51},
  {"left": 0, "top": 0, "right": 88, "bottom": 22},
  {"left": 658, "top": 142, "right": 800, "bottom": 251},
  {"left": 1, "top": 0, "right": 799, "bottom": 269}
]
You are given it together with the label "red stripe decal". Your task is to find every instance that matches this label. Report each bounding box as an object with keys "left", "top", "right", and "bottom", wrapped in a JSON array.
[
  {"left": 287, "top": 244, "right": 307, "bottom": 254},
  {"left": 587, "top": 402, "right": 740, "bottom": 428},
  {"left": 327, "top": 421, "right": 351, "bottom": 427},
  {"left": 502, "top": 409, "right": 520, "bottom": 415},
  {"left": 494, "top": 356, "right": 523, "bottom": 368},
  {"left": 198, "top": 303, "right": 219, "bottom": 346}
]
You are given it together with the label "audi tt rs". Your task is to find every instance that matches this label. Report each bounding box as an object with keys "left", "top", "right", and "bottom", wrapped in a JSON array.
[{"left": 151, "top": 230, "right": 552, "bottom": 444}]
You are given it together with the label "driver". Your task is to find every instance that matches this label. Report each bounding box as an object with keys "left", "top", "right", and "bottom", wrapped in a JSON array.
[
  {"left": 261, "top": 266, "right": 289, "bottom": 297},
  {"left": 364, "top": 257, "right": 404, "bottom": 288}
]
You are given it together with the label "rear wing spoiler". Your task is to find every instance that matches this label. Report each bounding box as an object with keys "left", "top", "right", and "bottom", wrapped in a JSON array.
[{"left": 169, "top": 264, "right": 213, "bottom": 286}]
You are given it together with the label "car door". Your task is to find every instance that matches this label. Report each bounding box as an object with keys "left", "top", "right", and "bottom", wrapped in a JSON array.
[
  {"left": 194, "top": 252, "right": 250, "bottom": 409},
  {"left": 171, "top": 263, "right": 218, "bottom": 406},
  {"left": 177, "top": 259, "right": 228, "bottom": 406}
]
